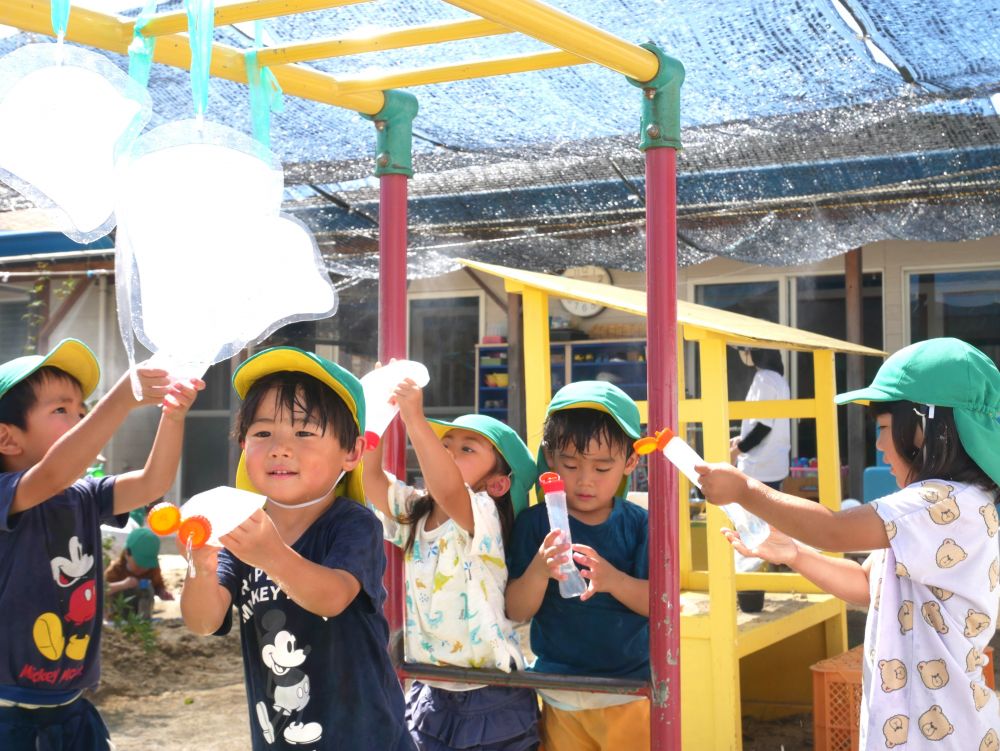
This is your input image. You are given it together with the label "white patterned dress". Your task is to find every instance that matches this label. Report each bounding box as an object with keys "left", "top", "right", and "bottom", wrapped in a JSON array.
[
  {"left": 861, "top": 480, "right": 1000, "bottom": 750},
  {"left": 376, "top": 476, "right": 525, "bottom": 689}
]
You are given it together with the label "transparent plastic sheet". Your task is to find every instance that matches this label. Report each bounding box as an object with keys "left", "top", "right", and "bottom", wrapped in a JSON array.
[
  {"left": 185, "top": 0, "right": 215, "bottom": 119},
  {"left": 114, "top": 119, "right": 338, "bottom": 398},
  {"left": 126, "top": 0, "right": 158, "bottom": 88},
  {"left": 1, "top": 0, "right": 1000, "bottom": 270},
  {"left": 245, "top": 22, "right": 284, "bottom": 149},
  {"left": 0, "top": 43, "right": 152, "bottom": 243}
]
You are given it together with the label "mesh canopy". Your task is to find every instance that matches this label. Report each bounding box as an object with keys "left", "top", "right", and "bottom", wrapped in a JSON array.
[{"left": 1, "top": 0, "right": 999, "bottom": 276}]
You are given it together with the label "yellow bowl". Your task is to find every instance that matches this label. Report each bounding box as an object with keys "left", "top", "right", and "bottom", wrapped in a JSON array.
[{"left": 494, "top": 373, "right": 509, "bottom": 387}]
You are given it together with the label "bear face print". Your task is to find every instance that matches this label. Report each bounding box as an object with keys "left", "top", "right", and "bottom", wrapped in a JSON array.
[
  {"left": 968, "top": 647, "right": 988, "bottom": 673},
  {"left": 898, "top": 601, "right": 914, "bottom": 635},
  {"left": 973, "top": 681, "right": 993, "bottom": 711},
  {"left": 874, "top": 579, "right": 882, "bottom": 611},
  {"left": 885, "top": 520, "right": 897, "bottom": 541},
  {"left": 918, "top": 705, "right": 954, "bottom": 741},
  {"left": 928, "top": 497, "right": 961, "bottom": 525},
  {"left": 917, "top": 659, "right": 949, "bottom": 689},
  {"left": 896, "top": 561, "right": 910, "bottom": 578},
  {"left": 929, "top": 585, "right": 953, "bottom": 601},
  {"left": 981, "top": 728, "right": 999, "bottom": 751},
  {"left": 990, "top": 559, "right": 999, "bottom": 592},
  {"left": 964, "top": 609, "right": 991, "bottom": 638},
  {"left": 919, "top": 481, "right": 955, "bottom": 504},
  {"left": 936, "top": 538, "right": 968, "bottom": 568},
  {"left": 921, "top": 601, "right": 949, "bottom": 635},
  {"left": 980, "top": 504, "right": 999, "bottom": 537},
  {"left": 879, "top": 659, "right": 908, "bottom": 692},
  {"left": 883, "top": 714, "right": 909, "bottom": 748}
]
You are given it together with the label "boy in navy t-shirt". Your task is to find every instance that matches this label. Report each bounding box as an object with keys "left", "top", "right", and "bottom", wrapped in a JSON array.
[
  {"left": 0, "top": 339, "right": 202, "bottom": 749},
  {"left": 181, "top": 347, "right": 411, "bottom": 750},
  {"left": 506, "top": 381, "right": 650, "bottom": 750}
]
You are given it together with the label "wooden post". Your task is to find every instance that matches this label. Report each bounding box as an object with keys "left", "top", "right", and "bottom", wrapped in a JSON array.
[
  {"left": 506, "top": 292, "right": 526, "bottom": 439},
  {"left": 845, "top": 247, "right": 864, "bottom": 501}
]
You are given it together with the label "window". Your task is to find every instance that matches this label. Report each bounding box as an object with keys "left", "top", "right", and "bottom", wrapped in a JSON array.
[
  {"left": 180, "top": 361, "right": 233, "bottom": 501},
  {"left": 0, "top": 296, "right": 29, "bottom": 362},
  {"left": 909, "top": 269, "right": 1000, "bottom": 367},
  {"left": 409, "top": 296, "right": 481, "bottom": 417}
]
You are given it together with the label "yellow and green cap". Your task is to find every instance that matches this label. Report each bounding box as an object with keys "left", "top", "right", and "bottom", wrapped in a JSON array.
[
  {"left": 232, "top": 346, "right": 366, "bottom": 504},
  {"left": 536, "top": 380, "right": 642, "bottom": 498},
  {"left": 427, "top": 414, "right": 536, "bottom": 517},
  {"left": 835, "top": 337, "right": 1000, "bottom": 487},
  {"left": 0, "top": 338, "right": 100, "bottom": 402}
]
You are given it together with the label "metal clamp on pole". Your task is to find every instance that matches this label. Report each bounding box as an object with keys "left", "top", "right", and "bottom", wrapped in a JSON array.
[
  {"left": 627, "top": 42, "right": 684, "bottom": 151},
  {"left": 362, "top": 89, "right": 418, "bottom": 177}
]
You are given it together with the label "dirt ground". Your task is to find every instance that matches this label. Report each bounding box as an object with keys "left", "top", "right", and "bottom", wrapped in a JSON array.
[{"left": 90, "top": 563, "right": 980, "bottom": 751}]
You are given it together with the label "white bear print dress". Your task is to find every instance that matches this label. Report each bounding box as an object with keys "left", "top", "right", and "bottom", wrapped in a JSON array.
[{"left": 862, "top": 480, "right": 1000, "bottom": 750}]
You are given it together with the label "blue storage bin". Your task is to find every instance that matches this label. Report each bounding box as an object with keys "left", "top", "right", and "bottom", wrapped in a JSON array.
[{"left": 863, "top": 450, "right": 897, "bottom": 503}]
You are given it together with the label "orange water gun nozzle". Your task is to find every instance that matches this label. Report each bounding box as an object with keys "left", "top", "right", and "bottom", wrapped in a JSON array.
[
  {"left": 178, "top": 515, "right": 212, "bottom": 550},
  {"left": 633, "top": 428, "right": 675, "bottom": 455},
  {"left": 147, "top": 502, "right": 181, "bottom": 536}
]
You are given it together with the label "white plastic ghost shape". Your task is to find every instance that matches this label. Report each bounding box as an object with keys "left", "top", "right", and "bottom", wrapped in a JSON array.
[
  {"left": 114, "top": 119, "right": 337, "bottom": 394},
  {"left": 0, "top": 43, "right": 151, "bottom": 242}
]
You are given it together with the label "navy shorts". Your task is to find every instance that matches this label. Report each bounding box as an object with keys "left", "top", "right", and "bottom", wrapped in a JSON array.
[
  {"left": 0, "top": 697, "right": 111, "bottom": 751},
  {"left": 406, "top": 681, "right": 540, "bottom": 751}
]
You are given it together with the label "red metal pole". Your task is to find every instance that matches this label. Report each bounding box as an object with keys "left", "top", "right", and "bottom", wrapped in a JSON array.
[
  {"left": 379, "top": 172, "right": 408, "bottom": 633},
  {"left": 646, "top": 145, "right": 680, "bottom": 749}
]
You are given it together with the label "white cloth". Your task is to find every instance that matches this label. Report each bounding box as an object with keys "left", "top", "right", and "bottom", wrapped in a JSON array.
[
  {"left": 737, "top": 368, "right": 791, "bottom": 483},
  {"left": 861, "top": 480, "right": 1000, "bottom": 750},
  {"left": 375, "top": 476, "right": 526, "bottom": 691}
]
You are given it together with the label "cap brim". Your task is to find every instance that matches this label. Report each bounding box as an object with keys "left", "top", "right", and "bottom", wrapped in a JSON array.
[
  {"left": 552, "top": 401, "right": 641, "bottom": 439},
  {"left": 236, "top": 451, "right": 366, "bottom": 506},
  {"left": 43, "top": 339, "right": 100, "bottom": 399},
  {"left": 234, "top": 348, "right": 360, "bottom": 429},
  {"left": 834, "top": 386, "right": 896, "bottom": 406}
]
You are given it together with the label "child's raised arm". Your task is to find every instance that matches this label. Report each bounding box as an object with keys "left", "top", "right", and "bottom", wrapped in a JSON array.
[
  {"left": 394, "top": 379, "right": 475, "bottom": 533},
  {"left": 360, "top": 431, "right": 392, "bottom": 517},
  {"left": 11, "top": 367, "right": 185, "bottom": 514}
]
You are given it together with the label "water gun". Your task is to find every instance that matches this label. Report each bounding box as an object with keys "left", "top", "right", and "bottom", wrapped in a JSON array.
[
  {"left": 538, "top": 472, "right": 588, "bottom": 598},
  {"left": 147, "top": 486, "right": 266, "bottom": 550},
  {"left": 359, "top": 359, "right": 430, "bottom": 451}
]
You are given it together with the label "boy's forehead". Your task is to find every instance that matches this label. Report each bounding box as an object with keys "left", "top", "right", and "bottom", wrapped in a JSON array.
[
  {"left": 252, "top": 386, "right": 320, "bottom": 424},
  {"left": 32, "top": 373, "right": 84, "bottom": 401},
  {"left": 444, "top": 427, "right": 491, "bottom": 446},
  {"left": 557, "top": 435, "right": 622, "bottom": 460}
]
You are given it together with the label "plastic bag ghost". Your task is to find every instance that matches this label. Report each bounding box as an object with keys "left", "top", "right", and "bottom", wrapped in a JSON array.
[
  {"left": 115, "top": 119, "right": 338, "bottom": 395},
  {"left": 0, "top": 44, "right": 151, "bottom": 242}
]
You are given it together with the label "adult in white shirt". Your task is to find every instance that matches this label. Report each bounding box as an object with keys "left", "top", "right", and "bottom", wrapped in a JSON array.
[{"left": 730, "top": 347, "right": 791, "bottom": 489}]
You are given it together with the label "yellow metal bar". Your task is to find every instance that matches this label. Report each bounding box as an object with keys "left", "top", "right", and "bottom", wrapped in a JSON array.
[
  {"left": 441, "top": 0, "right": 659, "bottom": 81},
  {"left": 728, "top": 398, "right": 817, "bottom": 420},
  {"left": 257, "top": 17, "right": 511, "bottom": 66},
  {"left": 0, "top": 1, "right": 384, "bottom": 114},
  {"left": 686, "top": 570, "right": 828, "bottom": 595},
  {"left": 735, "top": 595, "right": 843, "bottom": 658},
  {"left": 521, "top": 289, "right": 551, "bottom": 458},
  {"left": 813, "top": 350, "right": 843, "bottom": 510},
  {"left": 697, "top": 332, "right": 743, "bottom": 750},
  {"left": 335, "top": 50, "right": 585, "bottom": 95},
  {"left": 677, "top": 339, "right": 694, "bottom": 584},
  {"left": 137, "top": 0, "right": 372, "bottom": 38}
]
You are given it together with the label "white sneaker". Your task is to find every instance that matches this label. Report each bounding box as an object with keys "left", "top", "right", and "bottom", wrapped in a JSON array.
[
  {"left": 255, "top": 701, "right": 275, "bottom": 744},
  {"left": 283, "top": 721, "right": 322, "bottom": 745}
]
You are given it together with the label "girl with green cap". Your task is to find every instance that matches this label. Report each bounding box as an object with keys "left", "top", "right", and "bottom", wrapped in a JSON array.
[
  {"left": 362, "top": 374, "right": 540, "bottom": 751},
  {"left": 698, "top": 338, "right": 1000, "bottom": 749}
]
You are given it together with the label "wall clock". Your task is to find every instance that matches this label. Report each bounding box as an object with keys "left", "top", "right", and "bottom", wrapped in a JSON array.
[{"left": 560, "top": 265, "right": 611, "bottom": 318}]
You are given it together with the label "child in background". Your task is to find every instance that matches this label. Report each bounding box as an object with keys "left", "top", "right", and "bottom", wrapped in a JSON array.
[
  {"left": 698, "top": 338, "right": 1000, "bottom": 749},
  {"left": 362, "top": 374, "right": 540, "bottom": 751},
  {"left": 0, "top": 338, "right": 202, "bottom": 750},
  {"left": 506, "top": 381, "right": 650, "bottom": 751},
  {"left": 105, "top": 526, "right": 174, "bottom": 619},
  {"left": 181, "top": 347, "right": 411, "bottom": 751}
]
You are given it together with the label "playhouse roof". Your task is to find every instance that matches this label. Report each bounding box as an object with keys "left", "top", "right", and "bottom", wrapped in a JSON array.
[{"left": 461, "top": 259, "right": 886, "bottom": 356}]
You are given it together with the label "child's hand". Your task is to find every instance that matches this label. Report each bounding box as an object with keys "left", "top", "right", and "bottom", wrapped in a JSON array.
[
  {"left": 393, "top": 378, "right": 425, "bottom": 424},
  {"left": 156, "top": 587, "right": 175, "bottom": 601},
  {"left": 185, "top": 543, "right": 220, "bottom": 580},
  {"left": 571, "top": 543, "right": 625, "bottom": 602},
  {"left": 721, "top": 526, "right": 798, "bottom": 566},
  {"left": 729, "top": 437, "right": 742, "bottom": 465},
  {"left": 537, "top": 528, "right": 571, "bottom": 581},
  {"left": 219, "top": 509, "right": 285, "bottom": 572},
  {"left": 125, "top": 367, "right": 172, "bottom": 408},
  {"left": 161, "top": 378, "right": 205, "bottom": 421},
  {"left": 696, "top": 463, "right": 751, "bottom": 505}
]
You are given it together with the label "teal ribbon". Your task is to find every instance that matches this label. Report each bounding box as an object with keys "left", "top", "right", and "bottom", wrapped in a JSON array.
[
  {"left": 185, "top": 0, "right": 216, "bottom": 118},
  {"left": 51, "top": 0, "right": 70, "bottom": 40},
  {"left": 127, "top": 0, "right": 158, "bottom": 87},
  {"left": 245, "top": 22, "right": 284, "bottom": 148}
]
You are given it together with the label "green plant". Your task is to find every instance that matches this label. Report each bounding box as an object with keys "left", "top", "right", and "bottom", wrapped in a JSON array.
[{"left": 108, "top": 593, "right": 158, "bottom": 653}]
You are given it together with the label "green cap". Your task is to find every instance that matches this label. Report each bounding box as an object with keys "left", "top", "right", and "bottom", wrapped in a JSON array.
[
  {"left": 126, "top": 526, "right": 161, "bottom": 569},
  {"left": 427, "top": 414, "right": 536, "bottom": 517},
  {"left": 536, "top": 381, "right": 642, "bottom": 497},
  {"left": 232, "top": 346, "right": 366, "bottom": 504},
  {"left": 0, "top": 338, "right": 100, "bottom": 402},
  {"left": 835, "top": 337, "right": 1000, "bottom": 487}
]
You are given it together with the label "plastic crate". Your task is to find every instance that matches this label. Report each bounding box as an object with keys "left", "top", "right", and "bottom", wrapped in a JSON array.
[{"left": 811, "top": 645, "right": 995, "bottom": 751}]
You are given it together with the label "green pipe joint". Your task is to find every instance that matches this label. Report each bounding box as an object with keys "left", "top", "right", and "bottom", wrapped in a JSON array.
[
  {"left": 627, "top": 43, "right": 684, "bottom": 151},
  {"left": 363, "top": 90, "right": 419, "bottom": 177}
]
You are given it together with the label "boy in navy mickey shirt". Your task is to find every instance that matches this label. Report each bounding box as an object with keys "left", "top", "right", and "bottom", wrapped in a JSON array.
[
  {"left": 0, "top": 339, "right": 202, "bottom": 749},
  {"left": 506, "top": 381, "right": 650, "bottom": 750},
  {"left": 181, "top": 347, "right": 411, "bottom": 750}
]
